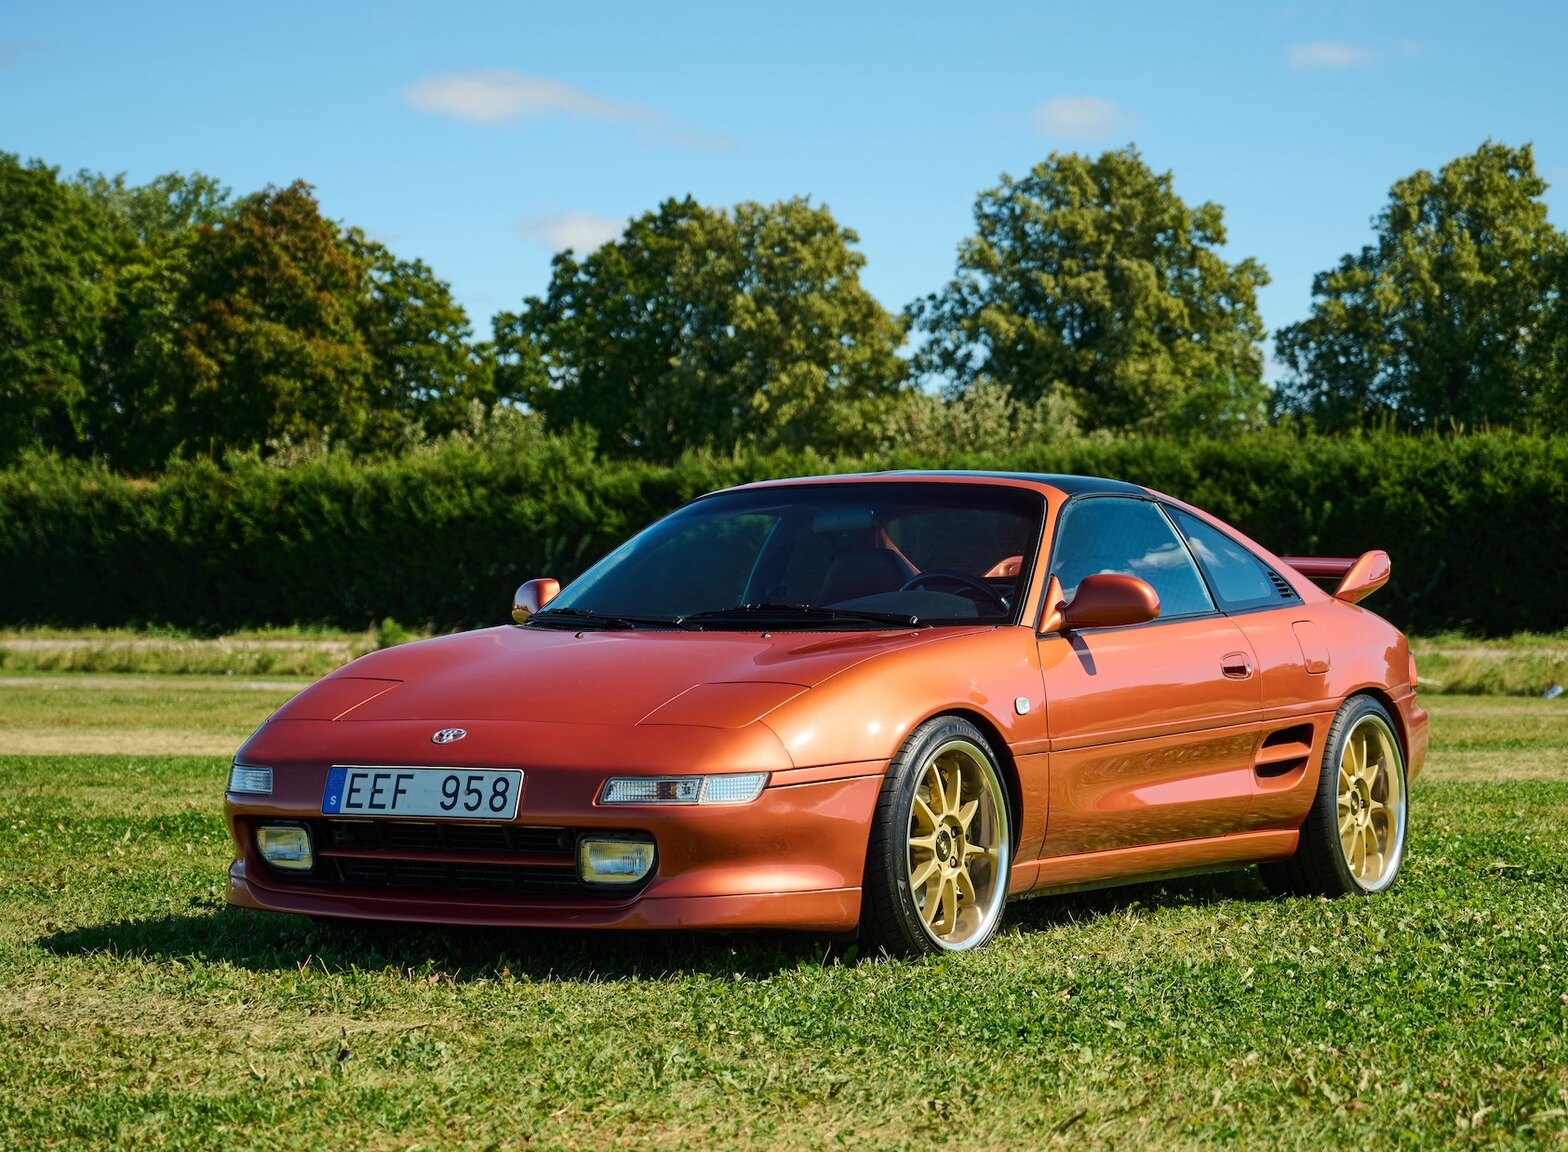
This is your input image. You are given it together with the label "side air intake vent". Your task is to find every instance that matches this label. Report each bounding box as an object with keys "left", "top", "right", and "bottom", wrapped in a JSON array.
[{"left": 1268, "top": 571, "right": 1297, "bottom": 600}]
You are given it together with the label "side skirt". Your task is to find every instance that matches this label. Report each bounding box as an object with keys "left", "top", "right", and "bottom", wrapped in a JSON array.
[{"left": 1007, "top": 829, "right": 1299, "bottom": 897}]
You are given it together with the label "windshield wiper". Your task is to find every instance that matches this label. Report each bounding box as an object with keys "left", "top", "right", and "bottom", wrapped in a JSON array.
[
  {"left": 526, "top": 607, "right": 689, "bottom": 631},
  {"left": 676, "top": 603, "right": 924, "bottom": 629}
]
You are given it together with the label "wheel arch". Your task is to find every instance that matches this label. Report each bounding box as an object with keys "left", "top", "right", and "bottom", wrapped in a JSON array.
[
  {"left": 1342, "top": 685, "right": 1410, "bottom": 767},
  {"left": 934, "top": 706, "right": 1024, "bottom": 856}
]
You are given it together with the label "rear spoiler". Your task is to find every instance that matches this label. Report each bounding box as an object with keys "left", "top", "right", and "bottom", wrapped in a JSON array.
[{"left": 1280, "top": 551, "right": 1391, "bottom": 604}]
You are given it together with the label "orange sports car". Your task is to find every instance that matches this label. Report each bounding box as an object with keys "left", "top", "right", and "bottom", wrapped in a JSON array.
[{"left": 225, "top": 472, "right": 1427, "bottom": 954}]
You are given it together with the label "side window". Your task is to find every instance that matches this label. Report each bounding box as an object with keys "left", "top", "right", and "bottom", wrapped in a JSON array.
[
  {"left": 1049, "top": 497, "right": 1214, "bottom": 619},
  {"left": 1168, "top": 507, "right": 1294, "bottom": 612}
]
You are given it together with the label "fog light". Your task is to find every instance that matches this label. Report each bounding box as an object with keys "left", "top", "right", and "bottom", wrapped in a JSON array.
[
  {"left": 256, "top": 824, "right": 313, "bottom": 871},
  {"left": 228, "top": 763, "right": 273, "bottom": 795},
  {"left": 577, "top": 837, "right": 656, "bottom": 886}
]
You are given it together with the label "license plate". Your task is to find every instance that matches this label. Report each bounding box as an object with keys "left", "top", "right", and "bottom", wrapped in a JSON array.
[{"left": 322, "top": 766, "right": 523, "bottom": 820}]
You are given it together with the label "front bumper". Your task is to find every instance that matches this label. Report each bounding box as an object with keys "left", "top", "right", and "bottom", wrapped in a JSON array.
[{"left": 226, "top": 771, "right": 882, "bottom": 933}]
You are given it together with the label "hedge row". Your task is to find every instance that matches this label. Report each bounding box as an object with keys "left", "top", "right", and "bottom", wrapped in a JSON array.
[{"left": 1, "top": 431, "right": 1563, "bottom": 636}]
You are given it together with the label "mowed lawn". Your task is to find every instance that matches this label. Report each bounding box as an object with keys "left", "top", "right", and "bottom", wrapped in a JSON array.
[{"left": 1, "top": 679, "right": 1564, "bottom": 1150}]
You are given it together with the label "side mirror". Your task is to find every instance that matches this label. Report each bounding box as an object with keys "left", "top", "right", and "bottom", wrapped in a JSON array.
[
  {"left": 1059, "top": 573, "right": 1160, "bottom": 630},
  {"left": 512, "top": 577, "right": 560, "bottom": 624}
]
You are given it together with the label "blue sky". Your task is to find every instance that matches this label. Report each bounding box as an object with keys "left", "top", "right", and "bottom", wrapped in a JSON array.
[{"left": 4, "top": 1, "right": 1564, "bottom": 376}]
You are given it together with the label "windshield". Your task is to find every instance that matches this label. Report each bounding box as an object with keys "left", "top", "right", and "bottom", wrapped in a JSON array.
[{"left": 537, "top": 482, "right": 1045, "bottom": 630}]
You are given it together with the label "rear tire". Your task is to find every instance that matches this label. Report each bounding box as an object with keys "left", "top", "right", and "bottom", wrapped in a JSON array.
[
  {"left": 860, "top": 716, "right": 1013, "bottom": 956},
  {"left": 1260, "top": 695, "right": 1408, "bottom": 897}
]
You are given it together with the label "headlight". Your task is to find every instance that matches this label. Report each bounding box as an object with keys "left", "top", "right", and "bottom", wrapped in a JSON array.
[
  {"left": 598, "top": 772, "right": 768, "bottom": 806},
  {"left": 228, "top": 764, "right": 273, "bottom": 795}
]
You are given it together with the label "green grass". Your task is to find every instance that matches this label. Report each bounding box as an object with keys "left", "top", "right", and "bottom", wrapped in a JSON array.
[
  {"left": 0, "top": 689, "right": 1565, "bottom": 1149},
  {"left": 1411, "top": 632, "right": 1568, "bottom": 697},
  {"left": 0, "top": 622, "right": 427, "bottom": 679}
]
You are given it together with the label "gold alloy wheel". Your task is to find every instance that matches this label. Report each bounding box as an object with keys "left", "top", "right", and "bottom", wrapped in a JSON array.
[
  {"left": 906, "top": 738, "right": 1007, "bottom": 948},
  {"left": 1336, "top": 713, "right": 1406, "bottom": 890}
]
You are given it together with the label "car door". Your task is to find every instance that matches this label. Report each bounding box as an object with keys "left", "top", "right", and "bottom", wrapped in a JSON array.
[
  {"left": 1035, "top": 496, "right": 1262, "bottom": 859},
  {"left": 1164, "top": 505, "right": 1328, "bottom": 834}
]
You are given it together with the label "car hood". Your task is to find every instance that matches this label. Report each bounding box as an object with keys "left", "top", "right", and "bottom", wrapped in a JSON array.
[{"left": 272, "top": 624, "right": 974, "bottom": 729}]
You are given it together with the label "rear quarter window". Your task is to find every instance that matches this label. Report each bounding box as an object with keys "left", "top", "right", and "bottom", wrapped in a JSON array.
[{"left": 1168, "top": 507, "right": 1294, "bottom": 612}]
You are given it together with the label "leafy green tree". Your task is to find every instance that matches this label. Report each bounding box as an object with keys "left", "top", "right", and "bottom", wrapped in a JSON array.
[
  {"left": 1275, "top": 141, "right": 1567, "bottom": 431},
  {"left": 0, "top": 154, "right": 113, "bottom": 463},
  {"left": 121, "top": 180, "right": 376, "bottom": 469},
  {"left": 502, "top": 196, "right": 908, "bottom": 459},
  {"left": 911, "top": 147, "right": 1270, "bottom": 432},
  {"left": 877, "top": 379, "right": 1084, "bottom": 457},
  {"left": 345, "top": 230, "right": 494, "bottom": 440},
  {"left": 72, "top": 170, "right": 233, "bottom": 464}
]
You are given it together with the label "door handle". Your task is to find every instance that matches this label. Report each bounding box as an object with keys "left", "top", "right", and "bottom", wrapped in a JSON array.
[{"left": 1221, "top": 652, "right": 1254, "bottom": 679}]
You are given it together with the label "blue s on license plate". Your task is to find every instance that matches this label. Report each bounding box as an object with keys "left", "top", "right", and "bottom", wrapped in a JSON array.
[{"left": 323, "top": 766, "right": 523, "bottom": 820}]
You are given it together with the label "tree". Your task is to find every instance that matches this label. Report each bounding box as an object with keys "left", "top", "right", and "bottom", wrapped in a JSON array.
[
  {"left": 910, "top": 147, "right": 1270, "bottom": 432},
  {"left": 121, "top": 181, "right": 376, "bottom": 468},
  {"left": 345, "top": 230, "right": 494, "bottom": 440},
  {"left": 72, "top": 170, "right": 233, "bottom": 465},
  {"left": 0, "top": 154, "right": 113, "bottom": 463},
  {"left": 501, "top": 196, "right": 908, "bottom": 459},
  {"left": 1275, "top": 141, "right": 1567, "bottom": 431},
  {"left": 876, "top": 378, "right": 1083, "bottom": 458}
]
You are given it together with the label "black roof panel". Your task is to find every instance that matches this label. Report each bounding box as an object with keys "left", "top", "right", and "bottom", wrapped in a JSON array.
[{"left": 877, "top": 470, "right": 1148, "bottom": 496}]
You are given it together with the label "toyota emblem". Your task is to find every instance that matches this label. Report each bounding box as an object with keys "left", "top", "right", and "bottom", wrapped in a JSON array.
[{"left": 431, "top": 728, "right": 468, "bottom": 744}]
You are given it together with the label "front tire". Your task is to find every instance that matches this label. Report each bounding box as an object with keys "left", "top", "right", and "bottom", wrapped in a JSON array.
[
  {"left": 1261, "top": 695, "right": 1408, "bottom": 897},
  {"left": 860, "top": 716, "right": 1013, "bottom": 956}
]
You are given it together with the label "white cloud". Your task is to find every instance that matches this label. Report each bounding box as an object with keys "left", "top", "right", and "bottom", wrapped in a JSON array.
[
  {"left": 404, "top": 69, "right": 730, "bottom": 150},
  {"left": 1289, "top": 40, "right": 1376, "bottom": 70},
  {"left": 405, "top": 70, "right": 653, "bottom": 127},
  {"left": 518, "top": 211, "right": 625, "bottom": 254},
  {"left": 1031, "top": 96, "right": 1131, "bottom": 141}
]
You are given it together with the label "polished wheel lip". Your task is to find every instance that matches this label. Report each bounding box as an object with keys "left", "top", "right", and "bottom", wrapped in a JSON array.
[
  {"left": 905, "top": 737, "right": 1009, "bottom": 950},
  {"left": 1336, "top": 712, "right": 1406, "bottom": 892}
]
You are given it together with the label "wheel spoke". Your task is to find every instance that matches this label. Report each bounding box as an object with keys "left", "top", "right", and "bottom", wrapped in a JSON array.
[
  {"left": 955, "top": 798, "right": 979, "bottom": 833},
  {"left": 924, "top": 875, "right": 952, "bottom": 932},
  {"left": 920, "top": 876, "right": 942, "bottom": 928},
  {"left": 955, "top": 866, "right": 977, "bottom": 906},
  {"left": 909, "top": 831, "right": 938, "bottom": 852},
  {"left": 912, "top": 795, "right": 938, "bottom": 832},
  {"left": 1338, "top": 810, "right": 1354, "bottom": 836},
  {"left": 925, "top": 762, "right": 949, "bottom": 816},
  {"left": 943, "top": 761, "right": 963, "bottom": 819},
  {"left": 910, "top": 856, "right": 939, "bottom": 889},
  {"left": 963, "top": 841, "right": 992, "bottom": 861}
]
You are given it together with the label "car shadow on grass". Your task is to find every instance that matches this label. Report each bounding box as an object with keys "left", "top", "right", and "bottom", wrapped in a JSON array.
[
  {"left": 37, "top": 902, "right": 847, "bottom": 982},
  {"left": 39, "top": 870, "right": 1272, "bottom": 982},
  {"left": 1003, "top": 867, "right": 1273, "bottom": 936}
]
